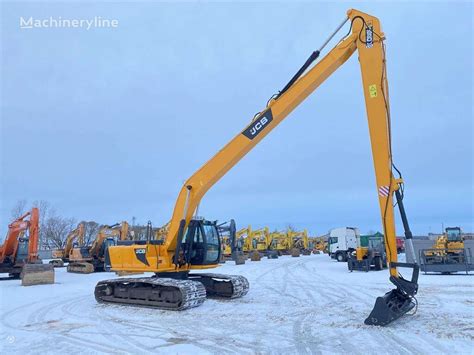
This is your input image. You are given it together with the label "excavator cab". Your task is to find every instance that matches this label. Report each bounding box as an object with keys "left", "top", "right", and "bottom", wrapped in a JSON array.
[
  {"left": 100, "top": 237, "right": 117, "bottom": 258},
  {"left": 16, "top": 236, "right": 30, "bottom": 264},
  {"left": 179, "top": 219, "right": 221, "bottom": 266}
]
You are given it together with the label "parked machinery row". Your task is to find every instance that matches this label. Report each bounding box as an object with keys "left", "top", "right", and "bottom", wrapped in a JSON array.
[
  {"left": 67, "top": 222, "right": 130, "bottom": 274},
  {"left": 218, "top": 223, "right": 328, "bottom": 260},
  {"left": 48, "top": 221, "right": 131, "bottom": 274}
]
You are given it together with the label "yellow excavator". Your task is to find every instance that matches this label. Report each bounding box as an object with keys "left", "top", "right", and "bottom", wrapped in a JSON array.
[
  {"left": 68, "top": 221, "right": 129, "bottom": 273},
  {"left": 50, "top": 222, "right": 86, "bottom": 267},
  {"left": 310, "top": 236, "right": 328, "bottom": 254},
  {"left": 252, "top": 227, "right": 272, "bottom": 253},
  {"left": 269, "top": 230, "right": 291, "bottom": 254},
  {"left": 95, "top": 9, "right": 419, "bottom": 326},
  {"left": 289, "top": 229, "right": 311, "bottom": 256},
  {"left": 236, "top": 225, "right": 253, "bottom": 253},
  {"left": 217, "top": 219, "right": 246, "bottom": 261},
  {"left": 155, "top": 222, "right": 170, "bottom": 242}
]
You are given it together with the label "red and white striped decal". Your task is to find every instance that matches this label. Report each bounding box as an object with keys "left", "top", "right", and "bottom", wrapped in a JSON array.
[{"left": 378, "top": 185, "right": 390, "bottom": 197}]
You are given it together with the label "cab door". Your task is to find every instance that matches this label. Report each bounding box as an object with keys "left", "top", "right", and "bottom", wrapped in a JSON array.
[{"left": 186, "top": 220, "right": 221, "bottom": 266}]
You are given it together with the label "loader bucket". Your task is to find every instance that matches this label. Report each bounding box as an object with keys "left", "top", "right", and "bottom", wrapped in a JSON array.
[{"left": 364, "top": 288, "right": 415, "bottom": 326}]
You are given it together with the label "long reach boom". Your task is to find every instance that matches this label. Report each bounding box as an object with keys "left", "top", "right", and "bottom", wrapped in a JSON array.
[{"left": 96, "top": 9, "right": 419, "bottom": 326}]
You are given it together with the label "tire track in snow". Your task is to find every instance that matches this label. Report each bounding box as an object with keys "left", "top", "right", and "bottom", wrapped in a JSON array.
[
  {"left": 60, "top": 298, "right": 156, "bottom": 354},
  {"left": 1, "top": 296, "right": 131, "bottom": 353},
  {"left": 284, "top": 258, "right": 356, "bottom": 353},
  {"left": 95, "top": 303, "right": 257, "bottom": 354}
]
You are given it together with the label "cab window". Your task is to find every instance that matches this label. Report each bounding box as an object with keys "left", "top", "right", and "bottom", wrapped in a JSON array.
[{"left": 202, "top": 224, "right": 220, "bottom": 263}]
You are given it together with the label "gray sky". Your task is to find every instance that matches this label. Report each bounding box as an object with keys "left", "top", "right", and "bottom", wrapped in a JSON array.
[{"left": 1, "top": 1, "right": 473, "bottom": 237}]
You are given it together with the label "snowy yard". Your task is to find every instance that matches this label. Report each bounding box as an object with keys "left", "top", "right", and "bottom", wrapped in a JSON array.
[{"left": 1, "top": 254, "right": 472, "bottom": 354}]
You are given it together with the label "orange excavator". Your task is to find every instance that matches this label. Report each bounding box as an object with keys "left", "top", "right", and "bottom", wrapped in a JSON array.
[{"left": 0, "top": 208, "right": 54, "bottom": 283}]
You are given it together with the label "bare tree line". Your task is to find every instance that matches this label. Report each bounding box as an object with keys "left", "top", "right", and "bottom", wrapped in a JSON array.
[
  {"left": 10, "top": 199, "right": 74, "bottom": 249},
  {"left": 10, "top": 200, "right": 102, "bottom": 249},
  {"left": 8, "top": 200, "right": 154, "bottom": 249}
]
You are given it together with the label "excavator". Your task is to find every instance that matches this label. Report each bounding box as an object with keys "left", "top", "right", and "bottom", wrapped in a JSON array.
[
  {"left": 155, "top": 222, "right": 170, "bottom": 242},
  {"left": 311, "top": 236, "right": 328, "bottom": 254},
  {"left": 269, "top": 230, "right": 291, "bottom": 255},
  {"left": 95, "top": 9, "right": 419, "bottom": 326},
  {"left": 236, "top": 225, "right": 253, "bottom": 253},
  {"left": 252, "top": 227, "right": 272, "bottom": 253},
  {"left": 68, "top": 221, "right": 129, "bottom": 273},
  {"left": 0, "top": 208, "right": 54, "bottom": 284},
  {"left": 289, "top": 229, "right": 311, "bottom": 256},
  {"left": 217, "top": 219, "right": 244, "bottom": 260},
  {"left": 50, "top": 222, "right": 86, "bottom": 267}
]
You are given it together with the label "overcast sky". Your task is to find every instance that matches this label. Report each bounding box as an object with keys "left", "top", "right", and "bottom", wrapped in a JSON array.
[{"left": 1, "top": 1, "right": 472, "bottom": 237}]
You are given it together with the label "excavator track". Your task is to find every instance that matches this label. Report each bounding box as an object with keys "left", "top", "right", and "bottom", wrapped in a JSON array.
[
  {"left": 95, "top": 277, "right": 206, "bottom": 310},
  {"left": 188, "top": 273, "right": 249, "bottom": 299}
]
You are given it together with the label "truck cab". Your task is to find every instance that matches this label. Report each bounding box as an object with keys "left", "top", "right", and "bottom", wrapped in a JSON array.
[{"left": 328, "top": 227, "right": 359, "bottom": 262}]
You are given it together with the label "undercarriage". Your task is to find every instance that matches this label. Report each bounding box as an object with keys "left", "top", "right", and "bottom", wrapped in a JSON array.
[{"left": 95, "top": 272, "right": 249, "bottom": 310}]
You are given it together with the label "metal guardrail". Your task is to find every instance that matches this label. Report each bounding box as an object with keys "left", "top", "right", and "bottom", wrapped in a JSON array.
[{"left": 418, "top": 248, "right": 473, "bottom": 274}]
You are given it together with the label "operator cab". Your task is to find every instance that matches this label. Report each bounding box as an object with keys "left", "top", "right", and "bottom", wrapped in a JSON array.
[
  {"left": 181, "top": 218, "right": 221, "bottom": 265},
  {"left": 100, "top": 237, "right": 117, "bottom": 258},
  {"left": 446, "top": 227, "right": 462, "bottom": 242},
  {"left": 16, "top": 236, "right": 30, "bottom": 263}
]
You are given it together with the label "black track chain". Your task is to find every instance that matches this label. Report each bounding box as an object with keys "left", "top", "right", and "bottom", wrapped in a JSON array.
[
  {"left": 96, "top": 277, "right": 206, "bottom": 310},
  {"left": 192, "top": 273, "right": 250, "bottom": 299}
]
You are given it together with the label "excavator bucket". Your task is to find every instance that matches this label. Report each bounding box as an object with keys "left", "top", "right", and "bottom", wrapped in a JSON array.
[
  {"left": 21, "top": 263, "right": 55, "bottom": 286},
  {"left": 365, "top": 263, "right": 419, "bottom": 326},
  {"left": 365, "top": 289, "right": 416, "bottom": 326},
  {"left": 67, "top": 262, "right": 95, "bottom": 273}
]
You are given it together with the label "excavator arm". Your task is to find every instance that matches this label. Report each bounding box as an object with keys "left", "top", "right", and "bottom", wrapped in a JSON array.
[
  {"left": 164, "top": 9, "right": 418, "bottom": 325},
  {"left": 88, "top": 222, "right": 129, "bottom": 256},
  {"left": 63, "top": 222, "right": 85, "bottom": 259}
]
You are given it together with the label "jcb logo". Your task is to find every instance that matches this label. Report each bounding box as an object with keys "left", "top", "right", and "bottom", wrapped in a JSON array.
[
  {"left": 250, "top": 117, "right": 268, "bottom": 136},
  {"left": 134, "top": 248, "right": 149, "bottom": 266},
  {"left": 242, "top": 109, "right": 274, "bottom": 140}
]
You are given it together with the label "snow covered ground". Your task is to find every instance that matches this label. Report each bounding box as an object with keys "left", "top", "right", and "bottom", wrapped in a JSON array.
[{"left": 1, "top": 254, "right": 472, "bottom": 354}]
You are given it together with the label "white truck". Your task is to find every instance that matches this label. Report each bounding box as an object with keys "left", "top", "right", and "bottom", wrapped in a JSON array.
[{"left": 328, "top": 227, "right": 359, "bottom": 262}]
